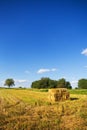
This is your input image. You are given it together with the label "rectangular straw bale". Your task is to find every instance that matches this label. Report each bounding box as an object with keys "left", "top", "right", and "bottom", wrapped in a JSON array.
[{"left": 48, "top": 88, "right": 70, "bottom": 102}]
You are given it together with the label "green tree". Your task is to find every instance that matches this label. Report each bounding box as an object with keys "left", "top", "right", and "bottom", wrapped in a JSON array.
[
  {"left": 31, "top": 77, "right": 57, "bottom": 89},
  {"left": 49, "top": 79, "right": 57, "bottom": 88},
  {"left": 4, "top": 78, "right": 15, "bottom": 88},
  {"left": 78, "top": 79, "right": 87, "bottom": 89},
  {"left": 57, "top": 78, "right": 72, "bottom": 89},
  {"left": 39, "top": 77, "right": 50, "bottom": 88},
  {"left": 65, "top": 81, "right": 72, "bottom": 89},
  {"left": 31, "top": 80, "right": 40, "bottom": 89},
  {"left": 31, "top": 77, "right": 72, "bottom": 89},
  {"left": 57, "top": 78, "right": 66, "bottom": 88}
]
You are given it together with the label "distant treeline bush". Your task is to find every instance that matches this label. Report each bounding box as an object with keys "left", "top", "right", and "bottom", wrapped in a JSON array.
[{"left": 31, "top": 78, "right": 72, "bottom": 89}]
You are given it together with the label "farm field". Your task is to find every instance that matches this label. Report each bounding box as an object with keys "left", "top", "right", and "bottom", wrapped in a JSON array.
[{"left": 0, "top": 88, "right": 87, "bottom": 130}]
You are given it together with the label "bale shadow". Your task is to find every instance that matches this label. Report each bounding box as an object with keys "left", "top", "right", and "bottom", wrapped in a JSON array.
[{"left": 70, "top": 97, "right": 79, "bottom": 101}]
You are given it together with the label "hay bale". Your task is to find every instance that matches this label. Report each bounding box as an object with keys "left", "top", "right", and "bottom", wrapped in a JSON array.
[{"left": 48, "top": 88, "right": 70, "bottom": 102}]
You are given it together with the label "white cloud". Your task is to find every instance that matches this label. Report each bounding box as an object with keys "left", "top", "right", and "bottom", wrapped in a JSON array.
[
  {"left": 71, "top": 80, "right": 78, "bottom": 88},
  {"left": 71, "top": 80, "right": 78, "bottom": 84},
  {"left": 37, "top": 68, "right": 57, "bottom": 74},
  {"left": 15, "top": 79, "right": 29, "bottom": 83},
  {"left": 37, "top": 69, "right": 50, "bottom": 74},
  {"left": 81, "top": 48, "right": 87, "bottom": 56},
  {"left": 15, "top": 79, "right": 30, "bottom": 87}
]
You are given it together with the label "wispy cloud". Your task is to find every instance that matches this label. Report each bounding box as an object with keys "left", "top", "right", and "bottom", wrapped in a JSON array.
[
  {"left": 51, "top": 68, "right": 57, "bottom": 71},
  {"left": 71, "top": 80, "right": 78, "bottom": 88},
  {"left": 14, "top": 79, "right": 31, "bottom": 88},
  {"left": 81, "top": 48, "right": 87, "bottom": 56},
  {"left": 15, "top": 79, "right": 29, "bottom": 83},
  {"left": 71, "top": 80, "right": 78, "bottom": 84},
  {"left": 84, "top": 65, "right": 87, "bottom": 68},
  {"left": 37, "top": 68, "right": 57, "bottom": 74},
  {"left": 25, "top": 70, "right": 30, "bottom": 74},
  {"left": 84, "top": 66, "right": 87, "bottom": 68}
]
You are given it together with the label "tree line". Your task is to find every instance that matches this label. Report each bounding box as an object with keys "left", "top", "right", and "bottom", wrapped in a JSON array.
[
  {"left": 31, "top": 78, "right": 72, "bottom": 89},
  {"left": 4, "top": 78, "right": 87, "bottom": 89}
]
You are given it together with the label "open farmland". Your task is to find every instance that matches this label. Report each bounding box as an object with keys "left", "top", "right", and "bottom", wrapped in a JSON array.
[{"left": 0, "top": 88, "right": 87, "bottom": 130}]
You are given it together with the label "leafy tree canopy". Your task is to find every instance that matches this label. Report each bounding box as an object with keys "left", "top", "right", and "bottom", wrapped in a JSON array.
[
  {"left": 78, "top": 79, "right": 87, "bottom": 89},
  {"left": 4, "top": 78, "right": 15, "bottom": 88},
  {"left": 57, "top": 78, "right": 66, "bottom": 88},
  {"left": 31, "top": 77, "right": 72, "bottom": 89}
]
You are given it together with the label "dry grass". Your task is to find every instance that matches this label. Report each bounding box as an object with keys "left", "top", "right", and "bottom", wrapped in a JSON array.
[{"left": 0, "top": 88, "right": 87, "bottom": 130}]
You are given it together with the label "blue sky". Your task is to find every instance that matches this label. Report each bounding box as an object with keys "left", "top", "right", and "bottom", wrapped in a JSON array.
[{"left": 0, "top": 0, "right": 87, "bottom": 88}]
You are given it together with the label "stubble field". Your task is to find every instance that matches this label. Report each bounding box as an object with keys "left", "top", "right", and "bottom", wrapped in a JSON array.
[{"left": 0, "top": 88, "right": 87, "bottom": 130}]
